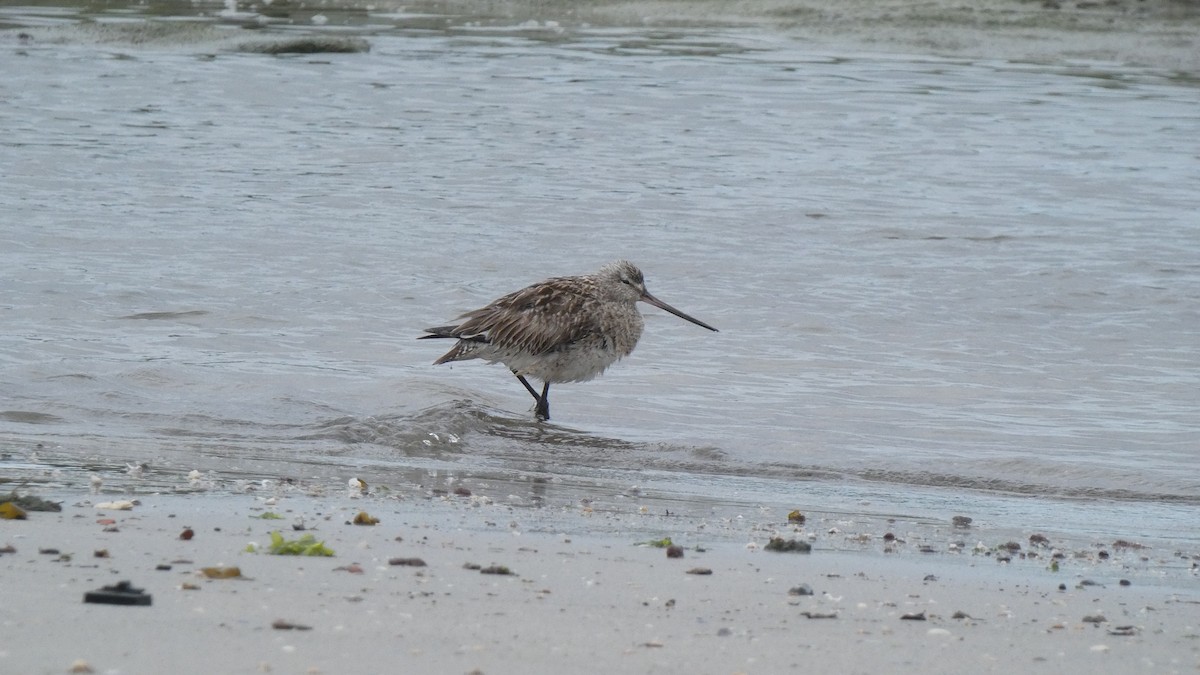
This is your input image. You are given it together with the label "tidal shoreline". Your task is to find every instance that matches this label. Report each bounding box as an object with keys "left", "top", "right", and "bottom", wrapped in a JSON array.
[{"left": 2, "top": 489, "right": 1196, "bottom": 674}]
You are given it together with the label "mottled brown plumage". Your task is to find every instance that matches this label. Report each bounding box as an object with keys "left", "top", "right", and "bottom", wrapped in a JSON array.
[{"left": 420, "top": 260, "right": 717, "bottom": 420}]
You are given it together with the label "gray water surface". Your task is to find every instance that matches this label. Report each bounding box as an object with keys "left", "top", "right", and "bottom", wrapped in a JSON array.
[{"left": 2, "top": 7, "right": 1198, "bottom": 546}]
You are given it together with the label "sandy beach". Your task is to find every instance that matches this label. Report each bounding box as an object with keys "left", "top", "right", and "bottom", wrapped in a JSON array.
[{"left": 3, "top": 486, "right": 1197, "bottom": 674}]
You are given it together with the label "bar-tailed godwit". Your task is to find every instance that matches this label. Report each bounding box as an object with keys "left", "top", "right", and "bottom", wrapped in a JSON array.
[{"left": 420, "top": 260, "right": 717, "bottom": 420}]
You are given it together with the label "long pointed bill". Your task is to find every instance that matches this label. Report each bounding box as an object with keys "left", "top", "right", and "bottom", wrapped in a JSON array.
[{"left": 640, "top": 292, "right": 719, "bottom": 332}]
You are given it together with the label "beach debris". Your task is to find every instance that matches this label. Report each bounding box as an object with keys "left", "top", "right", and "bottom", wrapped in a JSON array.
[
  {"left": 1029, "top": 533, "right": 1050, "bottom": 547},
  {"left": 788, "top": 584, "right": 814, "bottom": 596},
  {"left": 262, "top": 531, "right": 334, "bottom": 556},
  {"left": 93, "top": 549, "right": 110, "bottom": 558},
  {"left": 1119, "top": 579, "right": 1132, "bottom": 586},
  {"left": 1112, "top": 539, "right": 1147, "bottom": 550},
  {"left": 951, "top": 611, "right": 975, "bottom": 620},
  {"left": 764, "top": 537, "right": 812, "bottom": 553},
  {"left": 271, "top": 619, "right": 312, "bottom": 631},
  {"left": 180, "top": 528, "right": 195, "bottom": 540},
  {"left": 801, "top": 611, "right": 838, "bottom": 619},
  {"left": 389, "top": 557, "right": 427, "bottom": 567},
  {"left": 951, "top": 516, "right": 973, "bottom": 528},
  {"left": 479, "top": 565, "right": 515, "bottom": 576},
  {"left": 94, "top": 500, "right": 136, "bottom": 511},
  {"left": 44, "top": 549, "right": 70, "bottom": 562},
  {"left": 68, "top": 658, "right": 94, "bottom": 673},
  {"left": 334, "top": 564, "right": 364, "bottom": 574},
  {"left": 1109, "top": 625, "right": 1138, "bottom": 636},
  {"left": 0, "top": 544, "right": 16, "bottom": 556},
  {"left": 1082, "top": 614, "right": 1108, "bottom": 624},
  {"left": 180, "top": 582, "right": 201, "bottom": 591},
  {"left": 453, "top": 486, "right": 472, "bottom": 497},
  {"left": 89, "top": 474, "right": 103, "bottom": 494},
  {"left": 717, "top": 627, "right": 732, "bottom": 636},
  {"left": 83, "top": 580, "right": 152, "bottom": 606},
  {"left": 666, "top": 545, "right": 685, "bottom": 559},
  {"left": 463, "top": 562, "right": 482, "bottom": 570},
  {"left": 201, "top": 566, "right": 242, "bottom": 579},
  {"left": 787, "top": 510, "right": 806, "bottom": 524},
  {"left": 686, "top": 567, "right": 713, "bottom": 575},
  {"left": 156, "top": 564, "right": 172, "bottom": 571},
  {"left": 4, "top": 490, "right": 61, "bottom": 512},
  {"left": 254, "top": 512, "right": 285, "bottom": 520},
  {"left": 637, "top": 537, "right": 674, "bottom": 548},
  {"left": 352, "top": 511, "right": 379, "bottom": 526},
  {"left": 348, "top": 478, "right": 368, "bottom": 495},
  {"left": 0, "top": 502, "right": 27, "bottom": 520},
  {"left": 900, "top": 612, "right": 927, "bottom": 621}
]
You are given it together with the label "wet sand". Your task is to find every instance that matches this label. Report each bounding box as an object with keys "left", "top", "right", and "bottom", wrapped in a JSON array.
[
  {"left": 2, "top": 489, "right": 1197, "bottom": 674},
  {"left": 9, "top": 0, "right": 1200, "bottom": 72},
  {"left": 412, "top": 0, "right": 1200, "bottom": 72}
]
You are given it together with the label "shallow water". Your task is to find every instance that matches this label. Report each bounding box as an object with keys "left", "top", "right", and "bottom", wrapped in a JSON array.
[{"left": 2, "top": 3, "right": 1198, "bottom": 547}]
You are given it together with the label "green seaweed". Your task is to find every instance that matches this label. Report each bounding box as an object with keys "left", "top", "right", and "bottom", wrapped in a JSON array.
[{"left": 264, "top": 531, "right": 334, "bottom": 556}]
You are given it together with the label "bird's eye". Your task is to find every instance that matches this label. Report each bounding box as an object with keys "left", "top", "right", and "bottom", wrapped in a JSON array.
[{"left": 620, "top": 278, "right": 631, "bottom": 285}]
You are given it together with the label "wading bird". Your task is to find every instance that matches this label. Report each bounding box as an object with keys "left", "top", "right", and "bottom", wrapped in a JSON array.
[{"left": 420, "top": 260, "right": 717, "bottom": 420}]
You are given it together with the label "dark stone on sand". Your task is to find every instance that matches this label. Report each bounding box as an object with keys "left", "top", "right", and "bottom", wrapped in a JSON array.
[
  {"left": 788, "top": 584, "right": 814, "bottom": 596},
  {"left": 951, "top": 515, "right": 973, "bottom": 528},
  {"left": 84, "top": 581, "right": 152, "bottom": 606},
  {"left": 666, "top": 545, "right": 684, "bottom": 558}
]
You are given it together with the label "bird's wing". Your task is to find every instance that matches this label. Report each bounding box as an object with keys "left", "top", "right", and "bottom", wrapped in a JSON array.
[{"left": 451, "top": 279, "right": 597, "bottom": 356}]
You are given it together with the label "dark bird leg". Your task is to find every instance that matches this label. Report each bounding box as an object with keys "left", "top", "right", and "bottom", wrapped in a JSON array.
[
  {"left": 513, "top": 372, "right": 541, "bottom": 401},
  {"left": 535, "top": 381, "right": 551, "bottom": 421},
  {"left": 513, "top": 372, "right": 551, "bottom": 421}
]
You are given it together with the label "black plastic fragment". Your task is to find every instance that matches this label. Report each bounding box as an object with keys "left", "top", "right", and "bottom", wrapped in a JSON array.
[{"left": 84, "top": 580, "right": 152, "bottom": 606}]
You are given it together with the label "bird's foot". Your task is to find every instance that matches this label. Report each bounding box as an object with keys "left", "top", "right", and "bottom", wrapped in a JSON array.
[{"left": 534, "top": 398, "right": 550, "bottom": 421}]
